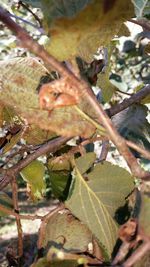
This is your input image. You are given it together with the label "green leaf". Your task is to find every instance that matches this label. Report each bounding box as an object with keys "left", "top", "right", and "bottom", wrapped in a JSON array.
[
  {"left": 66, "top": 157, "right": 134, "bottom": 259},
  {"left": 97, "top": 45, "right": 115, "bottom": 102},
  {"left": 112, "top": 104, "right": 150, "bottom": 152},
  {"left": 0, "top": 192, "right": 13, "bottom": 216},
  {"left": 139, "top": 195, "right": 150, "bottom": 236},
  {"left": 40, "top": 209, "right": 92, "bottom": 252},
  {"left": 48, "top": 156, "right": 71, "bottom": 171},
  {"left": 49, "top": 171, "right": 70, "bottom": 200},
  {"left": 75, "top": 152, "right": 96, "bottom": 174},
  {"left": 87, "top": 162, "right": 134, "bottom": 217},
  {"left": 1, "top": 130, "right": 22, "bottom": 155},
  {"left": 20, "top": 160, "right": 46, "bottom": 200},
  {"left": 48, "top": 156, "right": 71, "bottom": 199}
]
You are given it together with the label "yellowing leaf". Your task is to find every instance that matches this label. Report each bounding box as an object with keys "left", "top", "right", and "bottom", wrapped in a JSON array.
[
  {"left": 0, "top": 57, "right": 97, "bottom": 138},
  {"left": 24, "top": 124, "right": 56, "bottom": 145},
  {"left": 46, "top": 0, "right": 134, "bottom": 61},
  {"left": 48, "top": 156, "right": 71, "bottom": 171},
  {"left": 2, "top": 130, "right": 22, "bottom": 154},
  {"left": 20, "top": 160, "right": 46, "bottom": 200}
]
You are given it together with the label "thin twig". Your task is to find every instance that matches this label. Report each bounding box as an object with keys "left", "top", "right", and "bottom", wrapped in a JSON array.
[
  {"left": 18, "top": 1, "right": 42, "bottom": 27},
  {"left": 126, "top": 140, "right": 150, "bottom": 160},
  {"left": 107, "top": 86, "right": 150, "bottom": 117},
  {"left": 116, "top": 88, "right": 133, "bottom": 96},
  {"left": 11, "top": 137, "right": 71, "bottom": 173},
  {"left": 1, "top": 144, "right": 33, "bottom": 167},
  {"left": 0, "top": 204, "right": 43, "bottom": 220},
  {"left": 76, "top": 106, "right": 150, "bottom": 161},
  {"left": 112, "top": 242, "right": 130, "bottom": 265},
  {"left": 0, "top": 6, "right": 149, "bottom": 180},
  {"left": 9, "top": 13, "right": 43, "bottom": 32},
  {"left": 0, "top": 136, "right": 70, "bottom": 190},
  {"left": 11, "top": 175, "right": 23, "bottom": 257},
  {"left": 74, "top": 106, "right": 106, "bottom": 135},
  {"left": 97, "top": 140, "right": 110, "bottom": 162},
  {"left": 123, "top": 240, "right": 150, "bottom": 267}
]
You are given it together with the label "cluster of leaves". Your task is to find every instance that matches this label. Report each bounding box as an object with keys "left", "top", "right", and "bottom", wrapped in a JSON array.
[{"left": 0, "top": 0, "right": 150, "bottom": 267}]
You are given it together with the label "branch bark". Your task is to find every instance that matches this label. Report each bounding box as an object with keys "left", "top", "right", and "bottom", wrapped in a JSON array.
[
  {"left": 107, "top": 85, "right": 150, "bottom": 117},
  {"left": 126, "top": 140, "right": 150, "bottom": 161},
  {"left": 0, "top": 204, "right": 43, "bottom": 220},
  {"left": 123, "top": 240, "right": 150, "bottom": 267}
]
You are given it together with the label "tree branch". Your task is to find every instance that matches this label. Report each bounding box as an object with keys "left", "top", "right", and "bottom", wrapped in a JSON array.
[
  {"left": 129, "top": 19, "right": 150, "bottom": 32},
  {"left": 123, "top": 240, "right": 150, "bottom": 267},
  {"left": 107, "top": 85, "right": 150, "bottom": 117},
  {"left": 9, "top": 13, "right": 42, "bottom": 32},
  {"left": 18, "top": 1, "right": 42, "bottom": 28},
  {"left": 126, "top": 140, "right": 150, "bottom": 161},
  {"left": 0, "top": 204, "right": 43, "bottom": 220},
  {"left": 0, "top": 6, "right": 149, "bottom": 180},
  {"left": 0, "top": 136, "right": 70, "bottom": 190}
]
